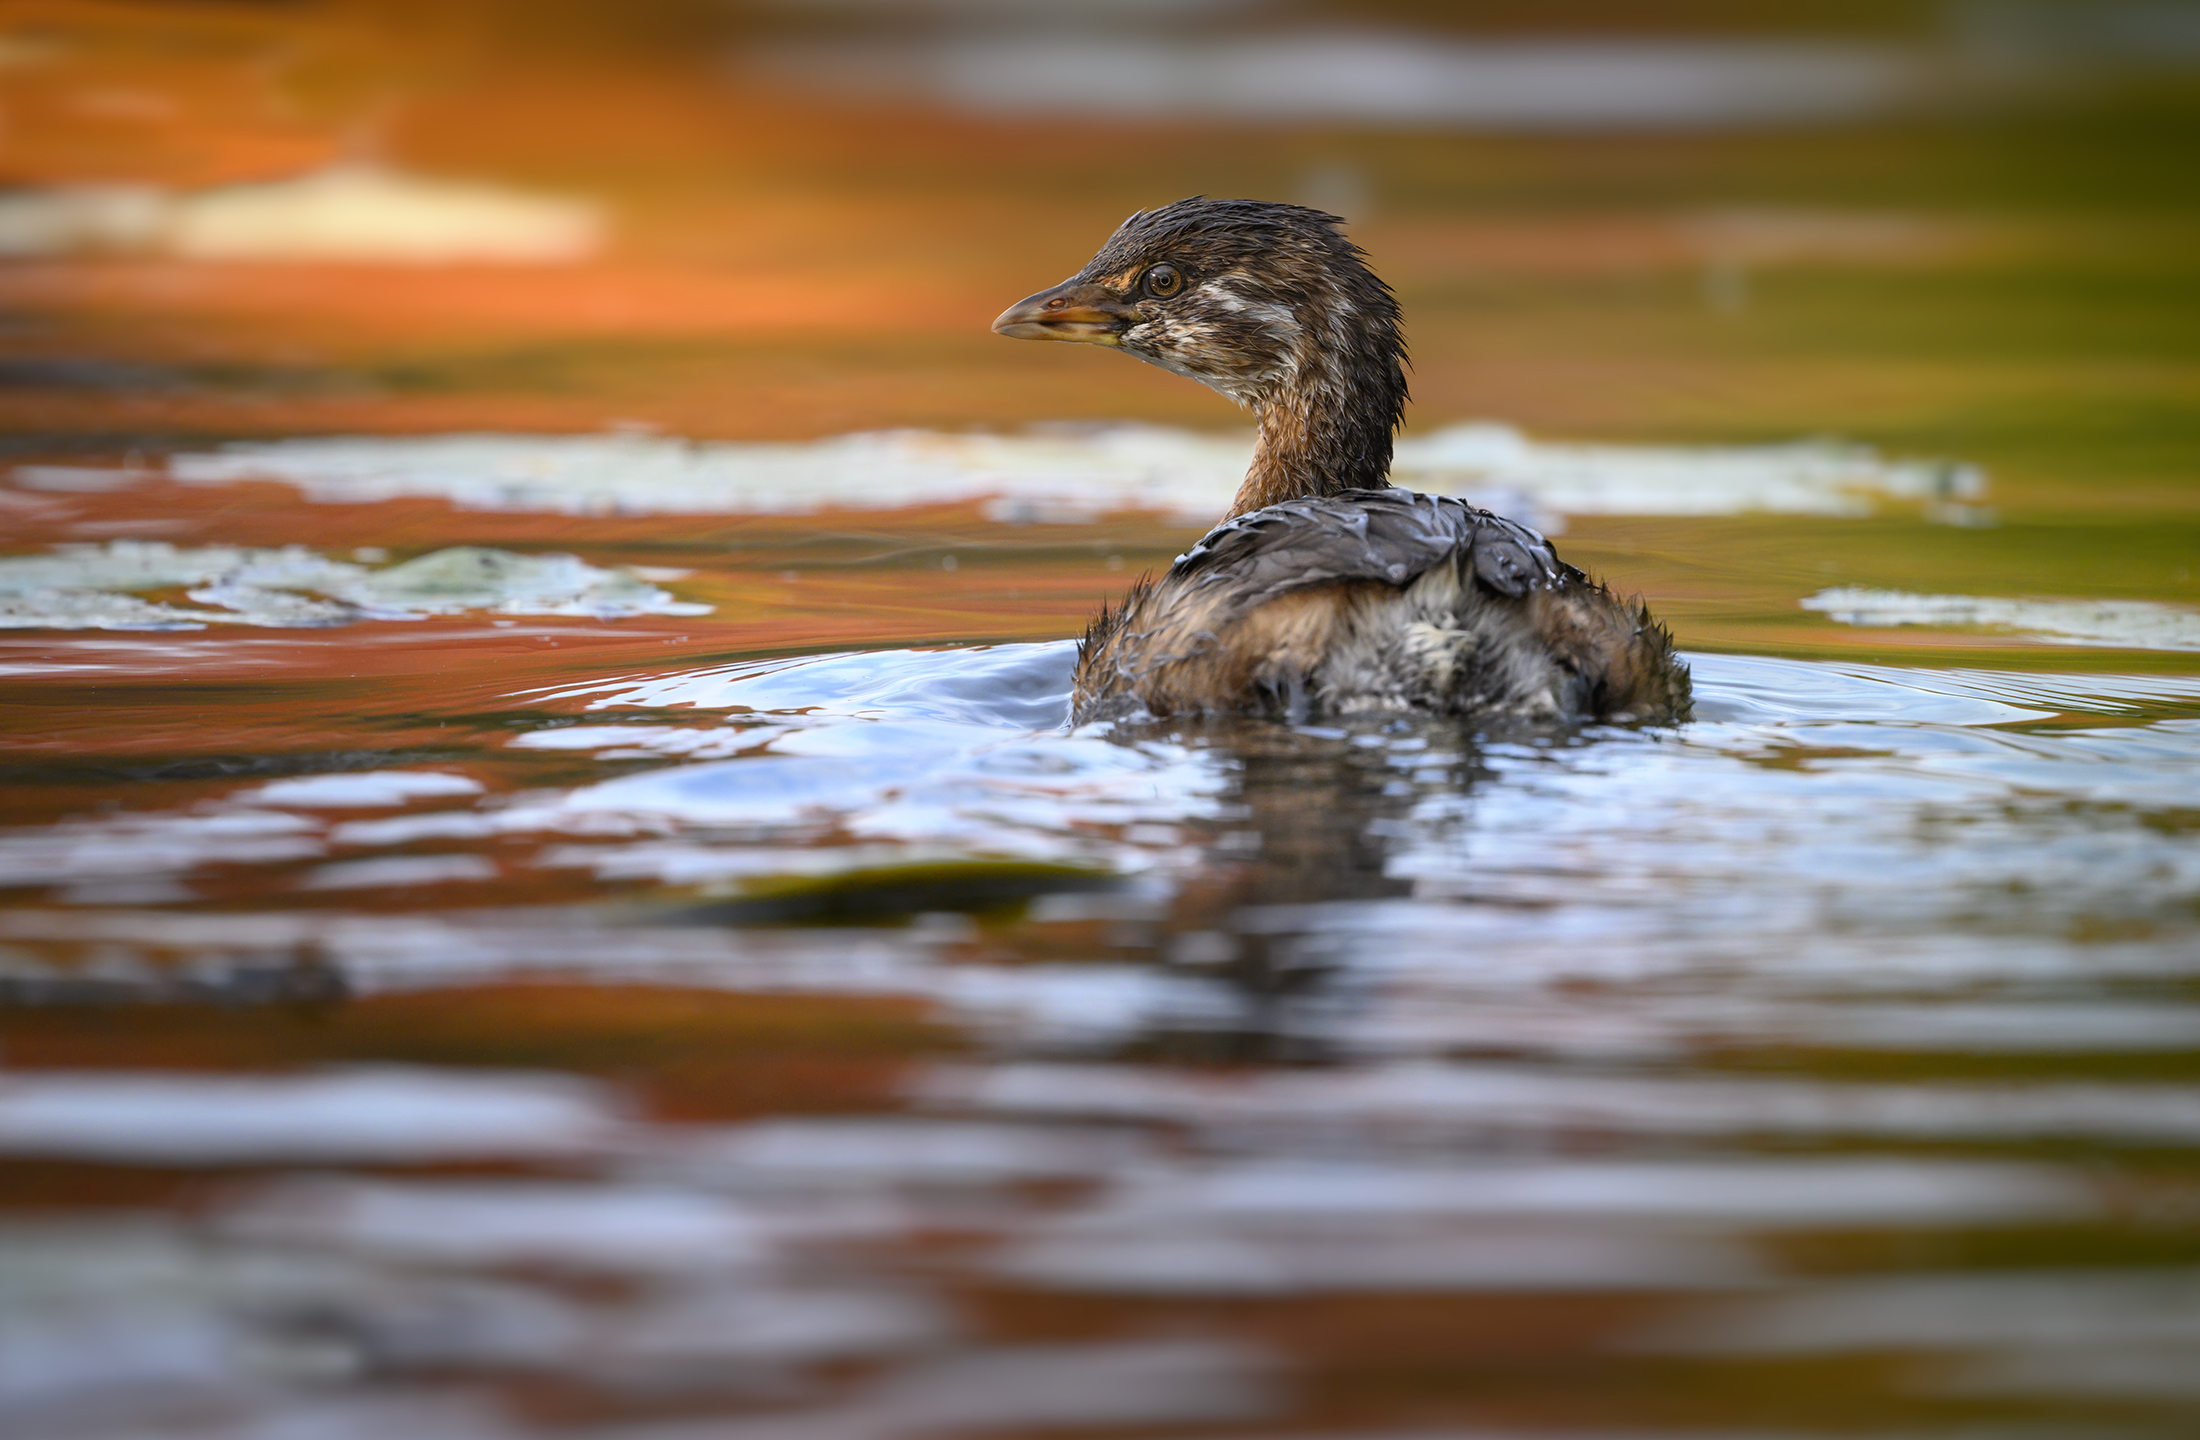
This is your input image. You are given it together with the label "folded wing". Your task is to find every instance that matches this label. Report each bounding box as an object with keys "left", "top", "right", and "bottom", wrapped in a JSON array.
[{"left": 1169, "top": 488, "right": 1565, "bottom": 627}]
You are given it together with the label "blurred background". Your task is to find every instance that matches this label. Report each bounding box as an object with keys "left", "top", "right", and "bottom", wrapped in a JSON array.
[
  {"left": 0, "top": 0, "right": 2193, "bottom": 514},
  {"left": 6, "top": 5, "right": 2200, "bottom": 1440}
]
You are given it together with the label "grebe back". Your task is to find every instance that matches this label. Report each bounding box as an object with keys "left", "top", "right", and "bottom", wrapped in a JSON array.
[{"left": 991, "top": 197, "right": 1689, "bottom": 727}]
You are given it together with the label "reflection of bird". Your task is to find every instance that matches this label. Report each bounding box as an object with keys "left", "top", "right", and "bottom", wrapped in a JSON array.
[{"left": 993, "top": 198, "right": 1689, "bottom": 726}]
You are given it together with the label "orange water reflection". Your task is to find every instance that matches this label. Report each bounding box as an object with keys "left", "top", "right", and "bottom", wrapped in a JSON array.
[{"left": 6, "top": 3, "right": 2200, "bottom": 1439}]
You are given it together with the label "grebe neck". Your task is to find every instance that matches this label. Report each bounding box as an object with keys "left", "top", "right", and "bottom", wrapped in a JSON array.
[{"left": 1226, "top": 322, "right": 1404, "bottom": 519}]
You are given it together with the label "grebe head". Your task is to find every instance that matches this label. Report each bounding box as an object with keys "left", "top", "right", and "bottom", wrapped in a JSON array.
[{"left": 994, "top": 198, "right": 1407, "bottom": 512}]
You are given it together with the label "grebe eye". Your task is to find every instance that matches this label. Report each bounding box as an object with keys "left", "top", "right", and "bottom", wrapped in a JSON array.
[{"left": 1142, "top": 264, "right": 1183, "bottom": 298}]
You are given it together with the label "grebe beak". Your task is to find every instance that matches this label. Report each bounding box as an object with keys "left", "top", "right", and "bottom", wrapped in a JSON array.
[{"left": 991, "top": 279, "right": 1129, "bottom": 345}]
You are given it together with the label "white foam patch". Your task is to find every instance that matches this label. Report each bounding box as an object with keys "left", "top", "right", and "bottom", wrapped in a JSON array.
[
  {"left": 500, "top": 720, "right": 1229, "bottom": 878},
  {"left": 144, "top": 424, "right": 1974, "bottom": 526},
  {"left": 1014, "top": 1156, "right": 2083, "bottom": 1228},
  {"left": 506, "top": 723, "right": 782, "bottom": 761},
  {"left": 669, "top": 1119, "right": 1151, "bottom": 1189},
  {"left": 247, "top": 770, "right": 484, "bottom": 809},
  {"left": 926, "top": 1061, "right": 2200, "bottom": 1145},
  {"left": 0, "top": 166, "right": 602, "bottom": 264},
  {"left": 489, "top": 644, "right": 1228, "bottom": 885},
  {"left": 0, "top": 1068, "right": 621, "bottom": 1164},
  {"left": 223, "top": 1180, "right": 767, "bottom": 1273},
  {"left": 300, "top": 854, "right": 500, "bottom": 890},
  {"left": 751, "top": 33, "right": 1926, "bottom": 130},
  {"left": 0, "top": 809, "right": 326, "bottom": 889},
  {"left": 1804, "top": 587, "right": 2200, "bottom": 652},
  {"left": 995, "top": 1221, "right": 1754, "bottom": 1295},
  {"left": 0, "top": 541, "right": 708, "bottom": 631}
]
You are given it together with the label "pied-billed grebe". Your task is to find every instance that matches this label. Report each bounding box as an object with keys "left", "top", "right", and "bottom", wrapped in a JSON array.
[{"left": 993, "top": 197, "right": 1689, "bottom": 727}]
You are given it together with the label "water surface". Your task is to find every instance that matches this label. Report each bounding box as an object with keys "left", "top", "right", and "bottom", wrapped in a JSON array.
[{"left": 5, "top": 431, "right": 2200, "bottom": 1440}]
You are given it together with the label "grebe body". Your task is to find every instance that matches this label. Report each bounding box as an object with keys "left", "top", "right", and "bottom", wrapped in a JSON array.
[{"left": 992, "top": 198, "right": 1688, "bottom": 726}]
